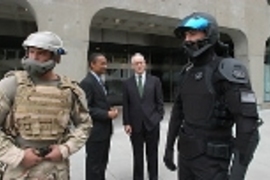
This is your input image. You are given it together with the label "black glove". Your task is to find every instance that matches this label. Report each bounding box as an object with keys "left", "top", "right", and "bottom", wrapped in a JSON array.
[
  {"left": 163, "top": 149, "right": 177, "bottom": 171},
  {"left": 229, "top": 151, "right": 247, "bottom": 180},
  {"left": 230, "top": 130, "right": 259, "bottom": 180}
]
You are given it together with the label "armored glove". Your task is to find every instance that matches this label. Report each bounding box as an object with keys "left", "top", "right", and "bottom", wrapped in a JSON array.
[{"left": 163, "top": 148, "right": 177, "bottom": 171}]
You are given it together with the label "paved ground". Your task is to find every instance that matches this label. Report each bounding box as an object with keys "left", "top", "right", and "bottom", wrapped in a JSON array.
[{"left": 70, "top": 104, "right": 270, "bottom": 180}]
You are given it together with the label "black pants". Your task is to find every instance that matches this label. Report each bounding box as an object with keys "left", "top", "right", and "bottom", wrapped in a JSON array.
[
  {"left": 86, "top": 139, "right": 111, "bottom": 180},
  {"left": 130, "top": 124, "right": 160, "bottom": 180},
  {"left": 178, "top": 154, "right": 230, "bottom": 180}
]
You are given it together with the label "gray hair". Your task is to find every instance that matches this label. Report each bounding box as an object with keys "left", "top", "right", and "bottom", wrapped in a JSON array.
[{"left": 131, "top": 53, "right": 145, "bottom": 64}]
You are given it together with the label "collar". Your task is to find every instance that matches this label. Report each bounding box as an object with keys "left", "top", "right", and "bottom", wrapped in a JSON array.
[
  {"left": 192, "top": 50, "right": 216, "bottom": 67},
  {"left": 135, "top": 71, "right": 146, "bottom": 79},
  {"left": 90, "top": 71, "right": 101, "bottom": 82}
]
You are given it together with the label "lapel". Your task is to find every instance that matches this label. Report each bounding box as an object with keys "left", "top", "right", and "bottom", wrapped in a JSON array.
[
  {"left": 142, "top": 74, "right": 151, "bottom": 100},
  {"left": 130, "top": 74, "right": 151, "bottom": 100},
  {"left": 130, "top": 75, "right": 141, "bottom": 100},
  {"left": 88, "top": 72, "right": 107, "bottom": 98}
]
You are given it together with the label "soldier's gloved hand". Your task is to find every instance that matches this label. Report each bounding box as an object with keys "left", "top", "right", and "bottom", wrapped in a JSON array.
[
  {"left": 163, "top": 149, "right": 177, "bottom": 171},
  {"left": 229, "top": 164, "right": 246, "bottom": 180},
  {"left": 44, "top": 145, "right": 63, "bottom": 162},
  {"left": 229, "top": 151, "right": 248, "bottom": 180},
  {"left": 21, "top": 148, "right": 42, "bottom": 168}
]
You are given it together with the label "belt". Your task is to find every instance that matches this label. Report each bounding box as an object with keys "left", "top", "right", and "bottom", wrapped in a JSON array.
[{"left": 15, "top": 136, "right": 57, "bottom": 149}]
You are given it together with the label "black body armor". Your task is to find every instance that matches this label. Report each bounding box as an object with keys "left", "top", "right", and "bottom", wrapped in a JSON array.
[{"left": 180, "top": 58, "right": 233, "bottom": 130}]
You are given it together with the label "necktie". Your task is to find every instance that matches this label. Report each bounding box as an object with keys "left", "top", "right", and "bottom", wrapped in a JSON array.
[
  {"left": 99, "top": 78, "right": 107, "bottom": 95},
  {"left": 137, "top": 75, "right": 143, "bottom": 97}
]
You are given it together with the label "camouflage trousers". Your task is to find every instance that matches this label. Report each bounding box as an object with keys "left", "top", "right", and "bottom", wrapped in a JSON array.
[{"left": 2, "top": 160, "right": 69, "bottom": 180}]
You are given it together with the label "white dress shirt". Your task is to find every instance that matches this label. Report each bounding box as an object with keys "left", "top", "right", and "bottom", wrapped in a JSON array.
[{"left": 135, "top": 71, "right": 146, "bottom": 87}]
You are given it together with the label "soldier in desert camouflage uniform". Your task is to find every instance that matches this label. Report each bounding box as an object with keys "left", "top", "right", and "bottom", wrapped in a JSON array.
[{"left": 0, "top": 31, "right": 92, "bottom": 180}]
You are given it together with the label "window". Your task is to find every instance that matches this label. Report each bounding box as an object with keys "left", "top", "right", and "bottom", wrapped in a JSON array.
[
  {"left": 264, "top": 38, "right": 270, "bottom": 101},
  {"left": 0, "top": 49, "right": 5, "bottom": 60}
]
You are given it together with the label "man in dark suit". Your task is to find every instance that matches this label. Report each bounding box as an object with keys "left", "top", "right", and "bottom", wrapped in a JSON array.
[
  {"left": 80, "top": 53, "right": 119, "bottom": 180},
  {"left": 123, "top": 53, "right": 164, "bottom": 180}
]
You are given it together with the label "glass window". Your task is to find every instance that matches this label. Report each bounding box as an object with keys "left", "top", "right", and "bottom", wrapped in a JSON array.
[
  {"left": 112, "top": 53, "right": 127, "bottom": 64},
  {"left": 264, "top": 38, "right": 270, "bottom": 101},
  {"left": 89, "top": 42, "right": 188, "bottom": 103},
  {"left": 6, "top": 49, "right": 17, "bottom": 60},
  {"left": 0, "top": 49, "right": 5, "bottom": 60}
]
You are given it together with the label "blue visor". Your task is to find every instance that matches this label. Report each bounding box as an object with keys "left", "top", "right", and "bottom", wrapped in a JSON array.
[{"left": 182, "top": 16, "right": 209, "bottom": 30}]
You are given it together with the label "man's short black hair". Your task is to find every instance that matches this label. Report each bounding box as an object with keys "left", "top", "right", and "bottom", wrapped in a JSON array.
[{"left": 88, "top": 53, "right": 105, "bottom": 66}]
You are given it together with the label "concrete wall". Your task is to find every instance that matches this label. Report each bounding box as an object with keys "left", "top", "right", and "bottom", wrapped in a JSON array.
[
  {"left": 90, "top": 28, "right": 180, "bottom": 48},
  {"left": 2, "top": 0, "right": 270, "bottom": 105}
]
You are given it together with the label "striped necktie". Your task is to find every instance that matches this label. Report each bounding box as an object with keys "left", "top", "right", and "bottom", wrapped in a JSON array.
[{"left": 99, "top": 78, "right": 107, "bottom": 95}]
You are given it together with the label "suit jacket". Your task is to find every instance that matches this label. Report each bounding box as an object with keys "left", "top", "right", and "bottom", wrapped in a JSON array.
[
  {"left": 123, "top": 74, "right": 164, "bottom": 132},
  {"left": 80, "top": 72, "right": 112, "bottom": 142}
]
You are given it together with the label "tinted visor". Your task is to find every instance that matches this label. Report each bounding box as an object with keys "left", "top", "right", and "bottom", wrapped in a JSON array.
[{"left": 174, "top": 16, "right": 209, "bottom": 38}]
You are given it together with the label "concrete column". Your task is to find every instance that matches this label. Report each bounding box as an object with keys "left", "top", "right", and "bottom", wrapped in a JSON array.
[
  {"left": 30, "top": 1, "right": 92, "bottom": 81},
  {"left": 230, "top": 32, "right": 249, "bottom": 67}
]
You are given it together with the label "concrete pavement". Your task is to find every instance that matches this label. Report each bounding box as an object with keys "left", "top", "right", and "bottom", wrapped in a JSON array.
[{"left": 70, "top": 105, "right": 270, "bottom": 180}]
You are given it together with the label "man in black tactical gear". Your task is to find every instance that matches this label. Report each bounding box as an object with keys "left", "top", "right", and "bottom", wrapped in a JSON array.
[{"left": 163, "top": 12, "right": 261, "bottom": 180}]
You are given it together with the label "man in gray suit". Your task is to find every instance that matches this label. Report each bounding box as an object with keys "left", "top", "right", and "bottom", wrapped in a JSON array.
[{"left": 123, "top": 53, "right": 164, "bottom": 180}]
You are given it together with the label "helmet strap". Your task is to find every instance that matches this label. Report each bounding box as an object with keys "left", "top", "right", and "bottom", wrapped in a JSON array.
[{"left": 54, "top": 54, "right": 61, "bottom": 63}]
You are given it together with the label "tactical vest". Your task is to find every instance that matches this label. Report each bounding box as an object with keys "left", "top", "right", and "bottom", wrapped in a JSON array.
[
  {"left": 4, "top": 71, "right": 78, "bottom": 141},
  {"left": 180, "top": 60, "right": 233, "bottom": 129}
]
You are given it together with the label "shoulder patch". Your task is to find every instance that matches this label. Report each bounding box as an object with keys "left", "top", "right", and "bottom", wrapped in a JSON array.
[
  {"left": 241, "top": 91, "right": 256, "bottom": 103},
  {"left": 218, "top": 58, "right": 249, "bottom": 84},
  {"left": 232, "top": 68, "right": 246, "bottom": 79}
]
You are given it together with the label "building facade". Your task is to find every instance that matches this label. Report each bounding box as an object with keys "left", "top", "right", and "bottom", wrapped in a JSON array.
[{"left": 0, "top": 0, "right": 270, "bottom": 106}]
